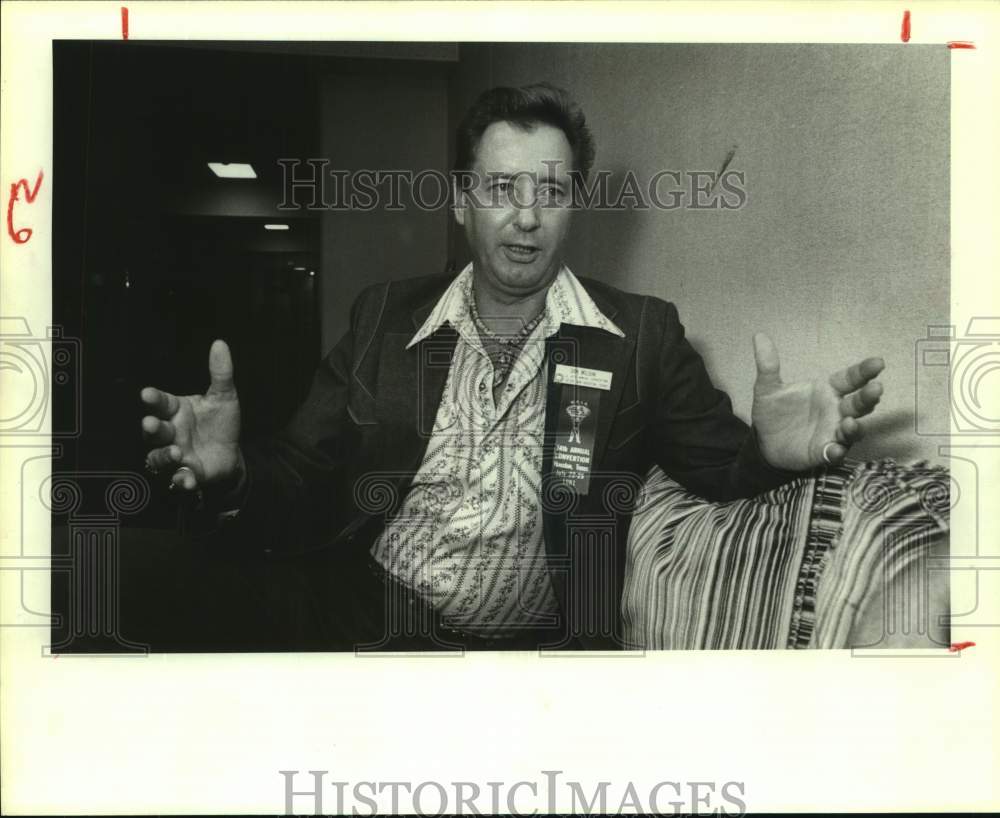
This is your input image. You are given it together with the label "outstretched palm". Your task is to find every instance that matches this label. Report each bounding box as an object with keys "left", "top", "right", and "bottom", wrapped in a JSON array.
[
  {"left": 140, "top": 340, "right": 242, "bottom": 491},
  {"left": 751, "top": 334, "right": 884, "bottom": 472}
]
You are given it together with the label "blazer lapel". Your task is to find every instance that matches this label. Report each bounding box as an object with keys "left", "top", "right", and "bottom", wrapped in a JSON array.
[{"left": 368, "top": 283, "right": 459, "bottom": 515}]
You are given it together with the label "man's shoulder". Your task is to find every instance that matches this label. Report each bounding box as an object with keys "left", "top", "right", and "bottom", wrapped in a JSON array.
[
  {"left": 573, "top": 274, "right": 679, "bottom": 331},
  {"left": 574, "top": 274, "right": 646, "bottom": 306},
  {"left": 353, "top": 271, "right": 456, "bottom": 316}
]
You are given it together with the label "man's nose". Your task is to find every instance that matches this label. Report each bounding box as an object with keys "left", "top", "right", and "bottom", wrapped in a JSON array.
[{"left": 514, "top": 198, "right": 541, "bottom": 231}]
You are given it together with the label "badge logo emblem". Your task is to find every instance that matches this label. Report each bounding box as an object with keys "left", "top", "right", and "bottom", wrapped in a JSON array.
[{"left": 565, "top": 399, "right": 591, "bottom": 444}]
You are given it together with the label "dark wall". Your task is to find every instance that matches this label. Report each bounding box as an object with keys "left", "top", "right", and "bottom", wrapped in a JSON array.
[{"left": 53, "top": 42, "right": 323, "bottom": 528}]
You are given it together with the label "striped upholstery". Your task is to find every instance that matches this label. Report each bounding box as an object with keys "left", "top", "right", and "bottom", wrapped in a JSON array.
[{"left": 622, "top": 459, "right": 950, "bottom": 650}]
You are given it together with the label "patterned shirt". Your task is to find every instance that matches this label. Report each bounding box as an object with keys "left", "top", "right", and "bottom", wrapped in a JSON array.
[{"left": 369, "top": 262, "right": 624, "bottom": 634}]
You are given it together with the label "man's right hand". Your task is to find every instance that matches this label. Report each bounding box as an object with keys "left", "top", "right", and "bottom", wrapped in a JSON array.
[{"left": 140, "top": 339, "right": 243, "bottom": 494}]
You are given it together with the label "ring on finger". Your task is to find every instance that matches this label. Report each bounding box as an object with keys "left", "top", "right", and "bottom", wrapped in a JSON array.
[{"left": 821, "top": 442, "right": 838, "bottom": 466}]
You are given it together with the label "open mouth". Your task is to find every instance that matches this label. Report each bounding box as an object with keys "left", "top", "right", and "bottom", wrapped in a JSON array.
[{"left": 502, "top": 243, "right": 541, "bottom": 262}]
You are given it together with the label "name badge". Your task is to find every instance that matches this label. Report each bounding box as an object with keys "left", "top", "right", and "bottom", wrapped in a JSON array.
[
  {"left": 554, "top": 364, "right": 613, "bottom": 392},
  {"left": 552, "top": 384, "right": 602, "bottom": 495}
]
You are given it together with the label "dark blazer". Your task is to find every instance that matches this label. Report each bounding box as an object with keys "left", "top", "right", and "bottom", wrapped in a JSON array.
[{"left": 228, "top": 271, "right": 797, "bottom": 649}]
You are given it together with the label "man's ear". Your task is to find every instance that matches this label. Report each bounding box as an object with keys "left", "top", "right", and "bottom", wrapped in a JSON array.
[{"left": 451, "top": 178, "right": 467, "bottom": 226}]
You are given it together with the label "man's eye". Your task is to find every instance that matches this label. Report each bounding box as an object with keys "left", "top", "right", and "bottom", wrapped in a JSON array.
[{"left": 539, "top": 186, "right": 565, "bottom": 204}]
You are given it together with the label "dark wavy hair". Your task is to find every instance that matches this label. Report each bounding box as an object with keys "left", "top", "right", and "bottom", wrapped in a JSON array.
[{"left": 453, "top": 82, "right": 595, "bottom": 190}]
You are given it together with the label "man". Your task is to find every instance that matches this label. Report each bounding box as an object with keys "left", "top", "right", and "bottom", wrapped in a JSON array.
[{"left": 140, "top": 83, "right": 884, "bottom": 651}]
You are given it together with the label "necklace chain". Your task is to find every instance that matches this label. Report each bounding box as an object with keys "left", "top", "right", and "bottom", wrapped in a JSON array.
[{"left": 469, "top": 294, "right": 546, "bottom": 387}]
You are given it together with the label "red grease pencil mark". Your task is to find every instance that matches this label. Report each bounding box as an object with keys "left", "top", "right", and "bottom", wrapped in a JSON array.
[
  {"left": 901, "top": 10, "right": 911, "bottom": 42},
  {"left": 947, "top": 41, "right": 976, "bottom": 49},
  {"left": 121, "top": 7, "right": 129, "bottom": 40},
  {"left": 949, "top": 641, "right": 976, "bottom": 652},
  {"left": 6, "top": 170, "right": 44, "bottom": 245}
]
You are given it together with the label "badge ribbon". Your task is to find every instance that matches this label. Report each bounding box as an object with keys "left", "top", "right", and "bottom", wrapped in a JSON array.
[{"left": 551, "top": 365, "right": 612, "bottom": 494}]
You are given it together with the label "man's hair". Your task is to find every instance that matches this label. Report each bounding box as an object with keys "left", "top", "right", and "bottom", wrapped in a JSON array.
[{"left": 453, "top": 82, "right": 595, "bottom": 189}]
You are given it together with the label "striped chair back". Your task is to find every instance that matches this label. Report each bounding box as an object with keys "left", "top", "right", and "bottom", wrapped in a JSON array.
[{"left": 622, "top": 459, "right": 951, "bottom": 650}]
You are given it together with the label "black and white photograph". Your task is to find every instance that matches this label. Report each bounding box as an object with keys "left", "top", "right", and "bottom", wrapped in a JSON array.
[
  {"left": 1, "top": 2, "right": 997, "bottom": 815},
  {"left": 47, "top": 38, "right": 952, "bottom": 654}
]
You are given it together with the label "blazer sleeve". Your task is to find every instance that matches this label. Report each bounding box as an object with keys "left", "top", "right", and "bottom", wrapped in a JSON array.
[{"left": 647, "top": 299, "right": 801, "bottom": 502}]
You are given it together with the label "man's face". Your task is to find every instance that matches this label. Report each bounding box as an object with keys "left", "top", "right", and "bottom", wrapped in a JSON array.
[{"left": 455, "top": 121, "right": 574, "bottom": 302}]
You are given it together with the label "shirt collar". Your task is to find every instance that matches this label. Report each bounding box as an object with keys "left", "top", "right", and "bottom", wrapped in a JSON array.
[{"left": 406, "top": 262, "right": 625, "bottom": 349}]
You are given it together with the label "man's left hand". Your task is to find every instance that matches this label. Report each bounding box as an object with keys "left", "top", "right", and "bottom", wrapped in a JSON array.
[{"left": 751, "top": 333, "right": 885, "bottom": 471}]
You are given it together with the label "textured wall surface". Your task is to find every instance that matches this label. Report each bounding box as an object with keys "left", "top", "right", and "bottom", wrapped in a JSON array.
[{"left": 451, "top": 44, "right": 950, "bottom": 463}]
